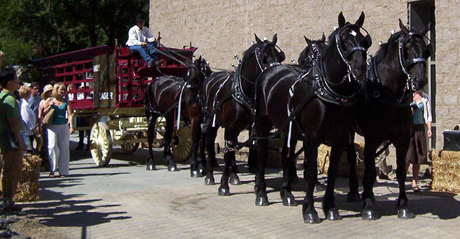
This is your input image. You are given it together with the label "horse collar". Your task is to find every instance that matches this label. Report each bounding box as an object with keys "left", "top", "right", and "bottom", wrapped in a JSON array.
[{"left": 366, "top": 57, "right": 412, "bottom": 107}]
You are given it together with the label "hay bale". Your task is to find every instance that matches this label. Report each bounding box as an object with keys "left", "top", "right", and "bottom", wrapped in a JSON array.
[
  {"left": 317, "top": 142, "right": 366, "bottom": 178},
  {"left": 431, "top": 149, "right": 460, "bottom": 193},
  {"left": 13, "top": 154, "right": 42, "bottom": 202}
]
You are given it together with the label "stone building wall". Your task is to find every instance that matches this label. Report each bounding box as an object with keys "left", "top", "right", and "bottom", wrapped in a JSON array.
[
  {"left": 149, "top": 0, "right": 459, "bottom": 149},
  {"left": 434, "top": 0, "right": 460, "bottom": 146}
]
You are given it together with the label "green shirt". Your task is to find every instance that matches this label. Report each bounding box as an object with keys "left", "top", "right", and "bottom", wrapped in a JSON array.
[{"left": 0, "top": 90, "right": 22, "bottom": 153}]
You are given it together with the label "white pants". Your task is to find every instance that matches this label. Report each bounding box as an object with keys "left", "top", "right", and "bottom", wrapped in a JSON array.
[{"left": 47, "top": 124, "right": 70, "bottom": 175}]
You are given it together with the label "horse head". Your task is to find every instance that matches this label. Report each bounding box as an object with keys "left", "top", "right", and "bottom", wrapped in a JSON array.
[
  {"left": 328, "top": 12, "right": 371, "bottom": 82},
  {"left": 398, "top": 19, "right": 432, "bottom": 91},
  {"left": 298, "top": 34, "right": 328, "bottom": 67},
  {"left": 185, "top": 55, "right": 211, "bottom": 88},
  {"left": 239, "top": 34, "right": 285, "bottom": 81}
]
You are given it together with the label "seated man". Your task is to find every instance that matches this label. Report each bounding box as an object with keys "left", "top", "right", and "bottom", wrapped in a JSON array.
[{"left": 126, "top": 14, "right": 161, "bottom": 67}]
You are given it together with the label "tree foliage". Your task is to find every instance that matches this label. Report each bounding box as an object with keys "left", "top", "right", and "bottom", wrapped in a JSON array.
[{"left": 0, "top": 0, "right": 149, "bottom": 66}]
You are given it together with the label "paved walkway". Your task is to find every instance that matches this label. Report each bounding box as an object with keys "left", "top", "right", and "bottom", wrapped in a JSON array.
[{"left": 20, "top": 136, "right": 460, "bottom": 238}]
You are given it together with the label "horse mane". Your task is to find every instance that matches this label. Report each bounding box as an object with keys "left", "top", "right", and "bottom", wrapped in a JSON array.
[{"left": 375, "top": 31, "right": 403, "bottom": 62}]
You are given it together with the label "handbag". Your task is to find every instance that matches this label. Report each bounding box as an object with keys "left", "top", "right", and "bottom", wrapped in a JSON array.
[{"left": 42, "top": 107, "right": 55, "bottom": 125}]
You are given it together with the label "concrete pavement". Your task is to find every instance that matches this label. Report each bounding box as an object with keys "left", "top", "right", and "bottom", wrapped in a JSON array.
[{"left": 19, "top": 135, "right": 460, "bottom": 239}]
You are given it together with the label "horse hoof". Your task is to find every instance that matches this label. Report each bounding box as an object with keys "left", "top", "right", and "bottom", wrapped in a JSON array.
[
  {"left": 347, "top": 192, "right": 361, "bottom": 202},
  {"left": 303, "top": 212, "right": 321, "bottom": 224},
  {"left": 282, "top": 195, "right": 297, "bottom": 207},
  {"left": 361, "top": 208, "right": 380, "bottom": 220},
  {"left": 218, "top": 187, "right": 230, "bottom": 196},
  {"left": 397, "top": 207, "right": 415, "bottom": 219},
  {"left": 190, "top": 170, "right": 204, "bottom": 178},
  {"left": 146, "top": 164, "right": 157, "bottom": 171},
  {"left": 326, "top": 208, "right": 342, "bottom": 221},
  {"left": 229, "top": 176, "right": 242, "bottom": 185},
  {"left": 255, "top": 196, "right": 269, "bottom": 206},
  {"left": 204, "top": 177, "right": 215, "bottom": 186},
  {"left": 168, "top": 165, "right": 180, "bottom": 172}
]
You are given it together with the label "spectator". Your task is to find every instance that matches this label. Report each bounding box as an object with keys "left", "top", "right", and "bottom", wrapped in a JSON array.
[
  {"left": 19, "top": 85, "right": 37, "bottom": 153},
  {"left": 38, "top": 84, "right": 53, "bottom": 168},
  {"left": 406, "top": 90, "right": 432, "bottom": 192},
  {"left": 126, "top": 14, "right": 162, "bottom": 67},
  {"left": 0, "top": 67, "right": 26, "bottom": 211},
  {"left": 46, "top": 83, "right": 74, "bottom": 177},
  {"left": 28, "top": 82, "right": 41, "bottom": 119}
]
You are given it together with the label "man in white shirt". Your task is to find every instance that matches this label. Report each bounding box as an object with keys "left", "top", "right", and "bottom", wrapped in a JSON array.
[{"left": 126, "top": 14, "right": 161, "bottom": 67}]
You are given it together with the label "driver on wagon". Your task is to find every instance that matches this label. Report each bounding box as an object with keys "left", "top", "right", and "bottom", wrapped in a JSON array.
[{"left": 126, "top": 14, "right": 162, "bottom": 67}]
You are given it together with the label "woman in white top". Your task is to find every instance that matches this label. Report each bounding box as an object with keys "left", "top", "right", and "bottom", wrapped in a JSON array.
[{"left": 18, "top": 86, "right": 36, "bottom": 153}]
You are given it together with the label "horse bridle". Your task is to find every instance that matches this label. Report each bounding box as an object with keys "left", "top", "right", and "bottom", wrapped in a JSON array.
[
  {"left": 254, "top": 43, "right": 285, "bottom": 71},
  {"left": 398, "top": 32, "right": 429, "bottom": 90},
  {"left": 335, "top": 25, "right": 371, "bottom": 80}
]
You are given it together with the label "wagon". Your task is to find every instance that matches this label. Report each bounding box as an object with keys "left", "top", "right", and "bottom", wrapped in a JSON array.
[{"left": 32, "top": 44, "right": 198, "bottom": 166}]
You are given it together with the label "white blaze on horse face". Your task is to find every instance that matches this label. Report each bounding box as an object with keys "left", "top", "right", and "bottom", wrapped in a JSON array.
[{"left": 350, "top": 30, "right": 357, "bottom": 36}]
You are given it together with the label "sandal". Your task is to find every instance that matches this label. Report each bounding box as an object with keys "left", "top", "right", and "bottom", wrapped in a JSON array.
[
  {"left": 412, "top": 186, "right": 420, "bottom": 192},
  {"left": 49, "top": 172, "right": 54, "bottom": 178}
]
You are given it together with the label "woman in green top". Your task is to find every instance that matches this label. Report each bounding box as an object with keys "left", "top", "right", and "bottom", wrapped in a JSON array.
[
  {"left": 45, "top": 82, "right": 74, "bottom": 177},
  {"left": 406, "top": 90, "right": 432, "bottom": 192}
]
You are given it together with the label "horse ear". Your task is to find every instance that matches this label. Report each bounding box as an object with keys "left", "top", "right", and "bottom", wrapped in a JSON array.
[
  {"left": 355, "top": 12, "right": 365, "bottom": 28},
  {"left": 272, "top": 34, "right": 278, "bottom": 45},
  {"left": 321, "top": 33, "right": 326, "bottom": 42},
  {"left": 338, "top": 12, "right": 346, "bottom": 28},
  {"left": 304, "top": 35, "right": 312, "bottom": 45},
  {"left": 255, "top": 34, "right": 263, "bottom": 45},
  {"left": 399, "top": 19, "right": 409, "bottom": 36},
  {"left": 421, "top": 23, "right": 431, "bottom": 36}
]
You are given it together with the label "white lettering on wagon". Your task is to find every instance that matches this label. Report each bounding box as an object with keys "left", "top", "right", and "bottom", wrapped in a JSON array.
[{"left": 100, "top": 92, "right": 113, "bottom": 100}]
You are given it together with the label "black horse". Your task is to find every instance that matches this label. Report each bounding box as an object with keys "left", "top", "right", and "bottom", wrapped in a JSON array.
[
  {"left": 202, "top": 34, "right": 285, "bottom": 195},
  {"left": 144, "top": 56, "right": 212, "bottom": 176},
  {"left": 253, "top": 12, "right": 371, "bottom": 223},
  {"left": 345, "top": 20, "right": 432, "bottom": 220}
]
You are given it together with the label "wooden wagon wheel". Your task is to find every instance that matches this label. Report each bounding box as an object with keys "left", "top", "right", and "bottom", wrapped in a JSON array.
[
  {"left": 171, "top": 125, "right": 192, "bottom": 162},
  {"left": 121, "top": 132, "right": 140, "bottom": 154},
  {"left": 90, "top": 122, "right": 113, "bottom": 167}
]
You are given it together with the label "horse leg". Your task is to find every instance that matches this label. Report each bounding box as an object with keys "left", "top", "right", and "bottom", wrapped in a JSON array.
[
  {"left": 280, "top": 138, "right": 297, "bottom": 206},
  {"left": 247, "top": 148, "right": 258, "bottom": 174},
  {"left": 323, "top": 144, "right": 344, "bottom": 220},
  {"left": 288, "top": 139, "right": 299, "bottom": 183},
  {"left": 361, "top": 140, "right": 380, "bottom": 220},
  {"left": 146, "top": 114, "right": 157, "bottom": 171},
  {"left": 302, "top": 141, "right": 321, "bottom": 223},
  {"left": 255, "top": 124, "right": 270, "bottom": 206},
  {"left": 164, "top": 118, "right": 179, "bottom": 172},
  {"left": 228, "top": 141, "right": 243, "bottom": 186},
  {"left": 190, "top": 117, "right": 204, "bottom": 177},
  {"left": 395, "top": 140, "right": 415, "bottom": 219},
  {"left": 346, "top": 131, "right": 360, "bottom": 202},
  {"left": 204, "top": 127, "right": 218, "bottom": 185},
  {"left": 218, "top": 129, "right": 238, "bottom": 196}
]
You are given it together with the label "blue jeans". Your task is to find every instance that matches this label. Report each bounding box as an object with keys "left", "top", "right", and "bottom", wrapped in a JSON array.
[{"left": 129, "top": 42, "right": 158, "bottom": 65}]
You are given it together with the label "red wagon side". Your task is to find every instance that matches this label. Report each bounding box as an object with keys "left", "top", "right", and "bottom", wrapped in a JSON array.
[{"left": 32, "top": 45, "right": 197, "bottom": 166}]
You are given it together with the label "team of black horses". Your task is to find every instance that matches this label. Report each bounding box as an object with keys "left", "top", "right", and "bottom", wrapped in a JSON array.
[{"left": 143, "top": 12, "right": 432, "bottom": 223}]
